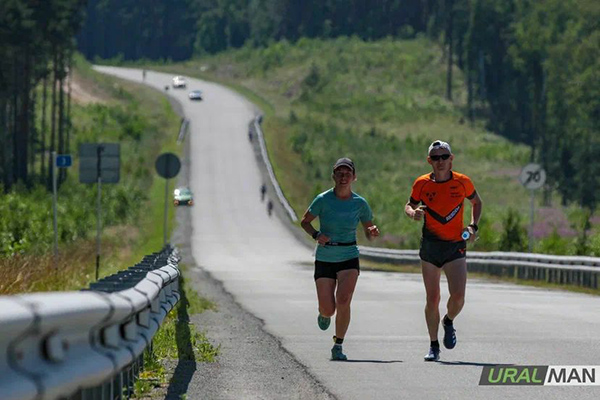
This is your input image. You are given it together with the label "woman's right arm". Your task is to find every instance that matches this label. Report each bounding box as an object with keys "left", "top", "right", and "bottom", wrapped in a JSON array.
[
  {"left": 301, "top": 211, "right": 329, "bottom": 245},
  {"left": 301, "top": 211, "right": 319, "bottom": 238}
]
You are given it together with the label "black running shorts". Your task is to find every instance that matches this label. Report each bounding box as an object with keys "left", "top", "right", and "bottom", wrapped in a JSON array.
[
  {"left": 314, "top": 257, "right": 360, "bottom": 280},
  {"left": 419, "top": 238, "right": 466, "bottom": 268}
]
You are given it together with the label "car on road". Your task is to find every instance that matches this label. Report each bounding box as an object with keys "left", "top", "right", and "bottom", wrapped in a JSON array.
[
  {"left": 188, "top": 90, "right": 203, "bottom": 100},
  {"left": 172, "top": 76, "right": 186, "bottom": 88},
  {"left": 173, "top": 187, "right": 193, "bottom": 206}
]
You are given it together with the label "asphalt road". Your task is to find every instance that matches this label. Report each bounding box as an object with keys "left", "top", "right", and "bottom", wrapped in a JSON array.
[{"left": 94, "top": 67, "right": 600, "bottom": 400}]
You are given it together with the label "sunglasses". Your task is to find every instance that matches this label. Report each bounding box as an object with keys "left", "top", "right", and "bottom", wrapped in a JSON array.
[{"left": 430, "top": 154, "right": 451, "bottom": 161}]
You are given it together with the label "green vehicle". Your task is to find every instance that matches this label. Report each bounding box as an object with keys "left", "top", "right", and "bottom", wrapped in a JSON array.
[{"left": 173, "top": 187, "right": 193, "bottom": 206}]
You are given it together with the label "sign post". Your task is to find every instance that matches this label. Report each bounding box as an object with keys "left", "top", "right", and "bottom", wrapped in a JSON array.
[
  {"left": 80, "top": 143, "right": 120, "bottom": 280},
  {"left": 519, "top": 163, "right": 546, "bottom": 253},
  {"left": 155, "top": 153, "right": 181, "bottom": 246},
  {"left": 52, "top": 153, "right": 72, "bottom": 264}
]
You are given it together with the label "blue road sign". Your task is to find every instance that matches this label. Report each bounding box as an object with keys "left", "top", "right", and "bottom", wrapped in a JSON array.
[{"left": 56, "top": 155, "right": 72, "bottom": 168}]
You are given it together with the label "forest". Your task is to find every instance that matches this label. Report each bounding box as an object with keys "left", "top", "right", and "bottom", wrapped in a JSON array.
[
  {"left": 1, "top": 0, "right": 87, "bottom": 190},
  {"left": 1, "top": 0, "right": 598, "bottom": 211}
]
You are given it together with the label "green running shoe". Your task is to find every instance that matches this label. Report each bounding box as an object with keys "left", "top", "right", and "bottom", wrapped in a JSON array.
[
  {"left": 331, "top": 344, "right": 347, "bottom": 361},
  {"left": 317, "top": 314, "right": 331, "bottom": 331}
]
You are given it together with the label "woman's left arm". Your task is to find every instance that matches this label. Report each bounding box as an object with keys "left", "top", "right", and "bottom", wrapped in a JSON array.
[{"left": 361, "top": 221, "right": 380, "bottom": 241}]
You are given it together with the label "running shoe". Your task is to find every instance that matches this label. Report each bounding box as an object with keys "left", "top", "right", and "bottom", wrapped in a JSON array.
[
  {"left": 331, "top": 344, "right": 348, "bottom": 361},
  {"left": 443, "top": 322, "right": 457, "bottom": 349},
  {"left": 424, "top": 346, "right": 440, "bottom": 362},
  {"left": 317, "top": 314, "right": 331, "bottom": 331}
]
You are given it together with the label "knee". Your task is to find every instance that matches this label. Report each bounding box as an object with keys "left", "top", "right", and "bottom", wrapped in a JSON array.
[
  {"left": 450, "top": 292, "right": 465, "bottom": 304},
  {"left": 426, "top": 293, "right": 441, "bottom": 307},
  {"left": 336, "top": 293, "right": 352, "bottom": 309},
  {"left": 320, "top": 305, "right": 335, "bottom": 317}
]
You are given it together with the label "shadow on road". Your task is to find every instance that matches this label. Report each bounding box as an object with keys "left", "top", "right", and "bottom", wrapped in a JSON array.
[
  {"left": 165, "top": 278, "right": 197, "bottom": 399},
  {"left": 342, "top": 359, "right": 403, "bottom": 364},
  {"left": 438, "top": 361, "right": 512, "bottom": 367}
]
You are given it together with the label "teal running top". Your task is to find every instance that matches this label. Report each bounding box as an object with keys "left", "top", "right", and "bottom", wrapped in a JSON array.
[{"left": 308, "top": 188, "right": 373, "bottom": 262}]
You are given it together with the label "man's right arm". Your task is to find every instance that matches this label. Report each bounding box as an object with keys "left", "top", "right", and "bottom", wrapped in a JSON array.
[
  {"left": 406, "top": 178, "right": 425, "bottom": 221},
  {"left": 405, "top": 201, "right": 426, "bottom": 221},
  {"left": 405, "top": 202, "right": 417, "bottom": 219}
]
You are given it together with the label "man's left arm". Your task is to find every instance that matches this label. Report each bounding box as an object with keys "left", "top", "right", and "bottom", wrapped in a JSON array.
[{"left": 467, "top": 192, "right": 483, "bottom": 242}]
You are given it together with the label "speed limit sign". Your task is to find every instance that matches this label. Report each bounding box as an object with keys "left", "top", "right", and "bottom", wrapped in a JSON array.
[{"left": 519, "top": 163, "right": 546, "bottom": 190}]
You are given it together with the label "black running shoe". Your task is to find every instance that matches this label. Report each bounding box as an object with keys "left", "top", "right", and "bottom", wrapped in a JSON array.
[
  {"left": 443, "top": 322, "right": 456, "bottom": 349},
  {"left": 424, "top": 346, "right": 440, "bottom": 362}
]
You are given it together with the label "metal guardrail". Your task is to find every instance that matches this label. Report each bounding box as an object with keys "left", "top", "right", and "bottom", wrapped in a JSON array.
[
  {"left": 251, "top": 116, "right": 298, "bottom": 222},
  {"left": 0, "top": 246, "right": 181, "bottom": 400},
  {"left": 177, "top": 118, "right": 189, "bottom": 144},
  {"left": 359, "top": 246, "right": 600, "bottom": 289}
]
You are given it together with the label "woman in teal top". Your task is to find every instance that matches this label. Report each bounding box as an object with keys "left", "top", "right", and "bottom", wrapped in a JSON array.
[{"left": 301, "top": 157, "right": 380, "bottom": 361}]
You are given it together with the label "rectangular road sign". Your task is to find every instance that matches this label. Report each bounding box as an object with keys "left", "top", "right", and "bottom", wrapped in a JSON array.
[
  {"left": 79, "top": 143, "right": 120, "bottom": 183},
  {"left": 56, "top": 155, "right": 72, "bottom": 168}
]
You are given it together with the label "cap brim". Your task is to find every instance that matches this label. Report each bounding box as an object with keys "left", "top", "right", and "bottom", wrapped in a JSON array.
[{"left": 334, "top": 163, "right": 354, "bottom": 171}]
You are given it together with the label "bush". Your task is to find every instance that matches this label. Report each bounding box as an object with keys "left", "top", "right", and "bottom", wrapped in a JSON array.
[
  {"left": 498, "top": 208, "right": 527, "bottom": 252},
  {"left": 537, "top": 229, "right": 572, "bottom": 255},
  {"left": 0, "top": 179, "right": 148, "bottom": 256},
  {"left": 571, "top": 208, "right": 592, "bottom": 255}
]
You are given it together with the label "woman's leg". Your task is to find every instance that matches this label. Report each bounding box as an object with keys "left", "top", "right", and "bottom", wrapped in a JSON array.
[
  {"left": 315, "top": 278, "right": 337, "bottom": 317},
  {"left": 334, "top": 269, "right": 359, "bottom": 339}
]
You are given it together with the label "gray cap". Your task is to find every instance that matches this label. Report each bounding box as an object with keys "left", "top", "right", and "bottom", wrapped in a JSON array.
[
  {"left": 428, "top": 140, "right": 452, "bottom": 155},
  {"left": 333, "top": 157, "right": 355, "bottom": 172}
]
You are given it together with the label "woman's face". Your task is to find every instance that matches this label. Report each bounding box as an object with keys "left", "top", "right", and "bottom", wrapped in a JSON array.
[{"left": 332, "top": 166, "right": 355, "bottom": 187}]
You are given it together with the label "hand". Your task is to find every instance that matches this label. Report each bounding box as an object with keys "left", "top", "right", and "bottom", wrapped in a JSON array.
[
  {"left": 317, "top": 233, "right": 330, "bottom": 246},
  {"left": 412, "top": 205, "right": 427, "bottom": 221},
  {"left": 463, "top": 226, "right": 477, "bottom": 243},
  {"left": 367, "top": 225, "right": 380, "bottom": 240}
]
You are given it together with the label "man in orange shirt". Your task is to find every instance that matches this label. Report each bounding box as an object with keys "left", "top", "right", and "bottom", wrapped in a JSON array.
[{"left": 405, "top": 140, "right": 483, "bottom": 362}]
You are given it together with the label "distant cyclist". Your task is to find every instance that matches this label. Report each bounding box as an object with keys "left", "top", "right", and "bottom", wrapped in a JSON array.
[
  {"left": 301, "top": 157, "right": 379, "bottom": 361},
  {"left": 267, "top": 199, "right": 274, "bottom": 216},
  {"left": 405, "top": 140, "right": 482, "bottom": 362}
]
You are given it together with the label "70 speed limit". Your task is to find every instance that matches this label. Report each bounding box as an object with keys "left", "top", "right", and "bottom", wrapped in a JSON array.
[{"left": 519, "top": 163, "right": 546, "bottom": 190}]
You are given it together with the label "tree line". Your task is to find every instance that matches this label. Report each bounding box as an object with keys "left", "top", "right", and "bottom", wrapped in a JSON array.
[{"left": 0, "top": 0, "right": 87, "bottom": 191}]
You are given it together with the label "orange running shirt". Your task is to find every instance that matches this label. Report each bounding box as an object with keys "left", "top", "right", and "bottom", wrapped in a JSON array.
[{"left": 409, "top": 171, "right": 476, "bottom": 242}]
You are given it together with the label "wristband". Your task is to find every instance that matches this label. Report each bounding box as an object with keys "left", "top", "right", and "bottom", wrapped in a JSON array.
[
  {"left": 468, "top": 223, "right": 479, "bottom": 233},
  {"left": 312, "top": 231, "right": 321, "bottom": 240}
]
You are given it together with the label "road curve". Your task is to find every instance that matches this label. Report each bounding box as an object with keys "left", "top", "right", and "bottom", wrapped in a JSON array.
[{"left": 94, "top": 67, "right": 600, "bottom": 400}]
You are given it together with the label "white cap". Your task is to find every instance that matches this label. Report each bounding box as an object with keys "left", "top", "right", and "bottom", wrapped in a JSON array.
[{"left": 428, "top": 140, "right": 452, "bottom": 155}]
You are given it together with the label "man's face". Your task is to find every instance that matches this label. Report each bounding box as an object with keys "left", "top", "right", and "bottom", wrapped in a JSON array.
[
  {"left": 333, "top": 166, "right": 355, "bottom": 186},
  {"left": 427, "top": 150, "right": 453, "bottom": 173}
]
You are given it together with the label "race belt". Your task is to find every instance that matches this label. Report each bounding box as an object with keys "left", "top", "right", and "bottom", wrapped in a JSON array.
[{"left": 325, "top": 241, "right": 357, "bottom": 247}]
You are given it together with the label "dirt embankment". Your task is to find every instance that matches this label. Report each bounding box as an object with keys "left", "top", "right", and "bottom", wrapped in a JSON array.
[{"left": 65, "top": 70, "right": 109, "bottom": 105}]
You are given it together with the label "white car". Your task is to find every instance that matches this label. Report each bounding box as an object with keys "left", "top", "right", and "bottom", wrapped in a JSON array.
[
  {"left": 172, "top": 76, "right": 186, "bottom": 88},
  {"left": 188, "top": 90, "right": 203, "bottom": 100}
]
